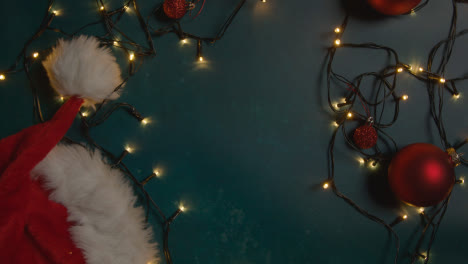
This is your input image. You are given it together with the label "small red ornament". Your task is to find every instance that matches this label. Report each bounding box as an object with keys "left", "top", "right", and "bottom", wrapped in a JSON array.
[
  {"left": 163, "top": 0, "right": 187, "bottom": 19},
  {"left": 388, "top": 143, "right": 455, "bottom": 207},
  {"left": 367, "top": 0, "right": 421, "bottom": 16},
  {"left": 353, "top": 125, "right": 378, "bottom": 149}
]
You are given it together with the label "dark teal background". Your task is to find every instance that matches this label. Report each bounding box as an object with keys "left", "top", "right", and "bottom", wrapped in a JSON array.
[{"left": 1, "top": 0, "right": 468, "bottom": 263}]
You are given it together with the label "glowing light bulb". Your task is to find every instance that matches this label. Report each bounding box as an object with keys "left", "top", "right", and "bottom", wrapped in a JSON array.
[
  {"left": 124, "top": 5, "right": 129, "bottom": 10},
  {"left": 418, "top": 67, "right": 424, "bottom": 72},
  {"left": 334, "top": 27, "right": 341, "bottom": 33},
  {"left": 323, "top": 182, "right": 329, "bottom": 189},
  {"left": 402, "top": 95, "right": 409, "bottom": 101},
  {"left": 199, "top": 56, "right": 204, "bottom": 62},
  {"left": 81, "top": 111, "right": 88, "bottom": 117},
  {"left": 100, "top": 6, "right": 105, "bottom": 10},
  {"left": 420, "top": 253, "right": 428, "bottom": 260},
  {"left": 59, "top": 96, "right": 64, "bottom": 101},
  {"left": 153, "top": 169, "right": 160, "bottom": 177},
  {"left": 141, "top": 118, "right": 150, "bottom": 125},
  {"left": 439, "top": 78, "right": 446, "bottom": 83},
  {"left": 129, "top": 53, "right": 135, "bottom": 61},
  {"left": 125, "top": 145, "right": 134, "bottom": 153},
  {"left": 410, "top": 9, "right": 416, "bottom": 15},
  {"left": 453, "top": 93, "right": 460, "bottom": 99},
  {"left": 261, "top": 0, "right": 266, "bottom": 2},
  {"left": 181, "top": 39, "right": 187, "bottom": 44},
  {"left": 179, "top": 205, "right": 186, "bottom": 212},
  {"left": 332, "top": 121, "right": 339, "bottom": 127},
  {"left": 347, "top": 112, "right": 353, "bottom": 118},
  {"left": 402, "top": 214, "right": 408, "bottom": 220},
  {"left": 113, "top": 41, "right": 118, "bottom": 46},
  {"left": 334, "top": 39, "right": 341, "bottom": 46},
  {"left": 418, "top": 207, "right": 425, "bottom": 214},
  {"left": 368, "top": 160, "right": 378, "bottom": 169},
  {"left": 358, "top": 158, "right": 365, "bottom": 165},
  {"left": 52, "top": 10, "right": 59, "bottom": 15},
  {"left": 397, "top": 67, "right": 403, "bottom": 73},
  {"left": 32, "top": 52, "right": 39, "bottom": 58},
  {"left": 0, "top": 74, "right": 5, "bottom": 81}
]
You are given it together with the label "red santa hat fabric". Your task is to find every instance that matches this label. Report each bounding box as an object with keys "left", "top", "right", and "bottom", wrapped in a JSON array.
[
  {"left": 0, "top": 96, "right": 86, "bottom": 263},
  {"left": 0, "top": 36, "right": 158, "bottom": 264}
]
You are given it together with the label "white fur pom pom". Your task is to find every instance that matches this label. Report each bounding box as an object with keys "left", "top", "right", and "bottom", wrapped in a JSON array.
[{"left": 43, "top": 35, "right": 122, "bottom": 106}]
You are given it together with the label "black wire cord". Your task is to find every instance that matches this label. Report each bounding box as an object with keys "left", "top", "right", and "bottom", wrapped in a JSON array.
[
  {"left": 326, "top": 1, "right": 468, "bottom": 263},
  {"left": 0, "top": 0, "right": 249, "bottom": 263}
]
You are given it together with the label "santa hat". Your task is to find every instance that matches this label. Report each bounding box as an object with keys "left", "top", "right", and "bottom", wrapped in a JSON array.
[{"left": 0, "top": 36, "right": 158, "bottom": 264}]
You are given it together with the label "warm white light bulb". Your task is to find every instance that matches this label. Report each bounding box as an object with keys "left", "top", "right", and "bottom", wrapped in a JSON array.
[
  {"left": 153, "top": 169, "right": 160, "bottom": 177},
  {"left": 32, "top": 52, "right": 39, "bottom": 58},
  {"left": 347, "top": 112, "right": 353, "bottom": 118},
  {"left": 402, "top": 95, "right": 408, "bottom": 101},
  {"left": 332, "top": 121, "right": 339, "bottom": 127},
  {"left": 323, "top": 182, "right": 329, "bottom": 189},
  {"left": 419, "top": 67, "right": 424, "bottom": 72},
  {"left": 81, "top": 111, "right": 88, "bottom": 117},
  {"left": 418, "top": 207, "right": 424, "bottom": 214},
  {"left": 129, "top": 53, "right": 135, "bottom": 61},
  {"left": 181, "top": 39, "right": 187, "bottom": 44},
  {"left": 125, "top": 145, "right": 134, "bottom": 153},
  {"left": 141, "top": 118, "right": 149, "bottom": 125},
  {"left": 453, "top": 93, "right": 460, "bottom": 99},
  {"left": 52, "top": 10, "right": 59, "bottom": 15},
  {"left": 199, "top": 56, "right": 204, "bottom": 62},
  {"left": 334, "top": 27, "right": 341, "bottom": 33},
  {"left": 0, "top": 74, "right": 5, "bottom": 81},
  {"left": 402, "top": 214, "right": 408, "bottom": 220},
  {"left": 397, "top": 67, "right": 403, "bottom": 73},
  {"left": 334, "top": 39, "right": 341, "bottom": 46},
  {"left": 440, "top": 78, "right": 446, "bottom": 83},
  {"left": 179, "top": 205, "right": 186, "bottom": 212},
  {"left": 421, "top": 253, "right": 428, "bottom": 260},
  {"left": 100, "top": 6, "right": 105, "bottom": 11}
]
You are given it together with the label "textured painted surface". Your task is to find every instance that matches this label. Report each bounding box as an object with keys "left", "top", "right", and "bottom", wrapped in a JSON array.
[{"left": 1, "top": 0, "right": 468, "bottom": 263}]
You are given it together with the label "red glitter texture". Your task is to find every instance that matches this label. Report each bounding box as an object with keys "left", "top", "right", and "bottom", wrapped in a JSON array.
[
  {"left": 353, "top": 125, "right": 378, "bottom": 149},
  {"left": 163, "top": 0, "right": 187, "bottom": 19}
]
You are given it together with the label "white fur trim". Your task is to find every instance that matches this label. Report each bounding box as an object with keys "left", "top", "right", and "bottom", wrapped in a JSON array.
[
  {"left": 43, "top": 36, "right": 122, "bottom": 106},
  {"left": 32, "top": 144, "right": 159, "bottom": 264}
]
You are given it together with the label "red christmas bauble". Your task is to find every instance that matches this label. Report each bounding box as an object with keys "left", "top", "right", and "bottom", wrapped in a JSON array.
[
  {"left": 388, "top": 143, "right": 455, "bottom": 207},
  {"left": 163, "top": 0, "right": 187, "bottom": 19},
  {"left": 367, "top": 0, "right": 421, "bottom": 16},
  {"left": 353, "top": 125, "right": 378, "bottom": 149}
]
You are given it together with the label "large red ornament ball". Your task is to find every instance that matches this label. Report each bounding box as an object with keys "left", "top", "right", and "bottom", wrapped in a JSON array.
[
  {"left": 353, "top": 125, "right": 378, "bottom": 149},
  {"left": 388, "top": 143, "right": 455, "bottom": 207},
  {"left": 367, "top": 0, "right": 421, "bottom": 16},
  {"left": 163, "top": 0, "right": 187, "bottom": 19}
]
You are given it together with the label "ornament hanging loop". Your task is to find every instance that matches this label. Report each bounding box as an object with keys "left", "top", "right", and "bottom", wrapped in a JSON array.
[{"left": 446, "top": 148, "right": 462, "bottom": 167}]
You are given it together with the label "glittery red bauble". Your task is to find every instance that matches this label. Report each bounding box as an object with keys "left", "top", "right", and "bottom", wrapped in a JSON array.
[
  {"left": 353, "top": 125, "right": 378, "bottom": 149},
  {"left": 388, "top": 143, "right": 455, "bottom": 207},
  {"left": 367, "top": 0, "right": 421, "bottom": 15},
  {"left": 163, "top": 0, "right": 187, "bottom": 19}
]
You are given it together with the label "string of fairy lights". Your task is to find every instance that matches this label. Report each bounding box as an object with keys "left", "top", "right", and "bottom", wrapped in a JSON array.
[
  {"left": 324, "top": 0, "right": 468, "bottom": 263},
  {"left": 0, "top": 0, "right": 268, "bottom": 263}
]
